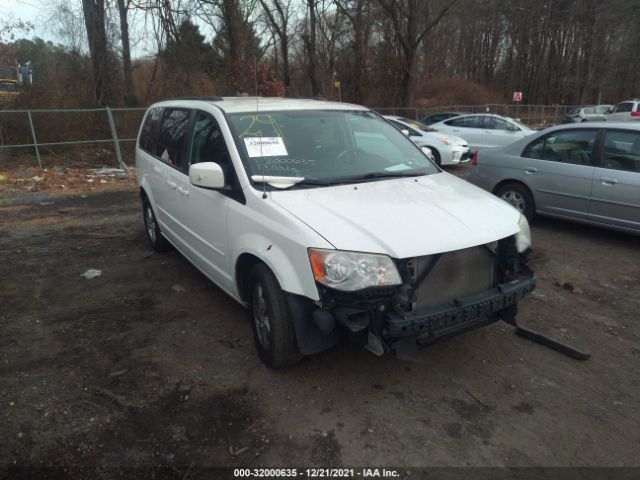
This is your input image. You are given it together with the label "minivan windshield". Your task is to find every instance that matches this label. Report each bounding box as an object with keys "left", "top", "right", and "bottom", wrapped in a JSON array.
[{"left": 227, "top": 110, "right": 438, "bottom": 187}]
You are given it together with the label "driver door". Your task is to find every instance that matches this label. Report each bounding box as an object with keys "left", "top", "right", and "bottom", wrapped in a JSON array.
[
  {"left": 482, "top": 116, "right": 524, "bottom": 147},
  {"left": 171, "top": 110, "right": 235, "bottom": 293}
]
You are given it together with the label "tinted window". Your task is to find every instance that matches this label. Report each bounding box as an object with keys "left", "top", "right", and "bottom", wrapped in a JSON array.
[
  {"left": 524, "top": 130, "right": 597, "bottom": 165},
  {"left": 602, "top": 130, "right": 640, "bottom": 172},
  {"left": 445, "top": 116, "right": 481, "bottom": 128},
  {"left": 613, "top": 102, "right": 633, "bottom": 113},
  {"left": 139, "top": 107, "right": 162, "bottom": 153},
  {"left": 155, "top": 109, "right": 191, "bottom": 170},
  {"left": 188, "top": 111, "right": 233, "bottom": 179}
]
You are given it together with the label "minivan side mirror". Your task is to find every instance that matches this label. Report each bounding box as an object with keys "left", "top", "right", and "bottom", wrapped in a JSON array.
[
  {"left": 189, "top": 162, "right": 225, "bottom": 189},
  {"left": 401, "top": 129, "right": 410, "bottom": 136}
]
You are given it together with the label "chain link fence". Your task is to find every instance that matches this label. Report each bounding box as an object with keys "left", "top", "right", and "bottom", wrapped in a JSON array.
[
  {"left": 0, "top": 107, "right": 146, "bottom": 173},
  {"left": 0, "top": 103, "right": 578, "bottom": 171}
]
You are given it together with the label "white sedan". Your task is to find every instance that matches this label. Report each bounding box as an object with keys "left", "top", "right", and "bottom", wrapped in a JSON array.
[
  {"left": 429, "top": 113, "right": 535, "bottom": 151},
  {"left": 384, "top": 115, "right": 471, "bottom": 166}
]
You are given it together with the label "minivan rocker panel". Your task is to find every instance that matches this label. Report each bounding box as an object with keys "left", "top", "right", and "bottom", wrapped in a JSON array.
[{"left": 271, "top": 173, "right": 521, "bottom": 258}]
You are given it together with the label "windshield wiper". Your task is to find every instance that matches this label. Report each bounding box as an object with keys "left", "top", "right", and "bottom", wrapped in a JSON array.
[{"left": 329, "top": 171, "right": 428, "bottom": 184}]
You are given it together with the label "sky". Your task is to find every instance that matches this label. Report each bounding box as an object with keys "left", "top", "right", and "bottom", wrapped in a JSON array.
[
  {"left": 0, "top": 0, "right": 60, "bottom": 43},
  {"left": 0, "top": 0, "right": 222, "bottom": 59}
]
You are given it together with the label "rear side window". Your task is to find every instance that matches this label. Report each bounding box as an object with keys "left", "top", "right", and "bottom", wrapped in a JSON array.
[
  {"left": 524, "top": 130, "right": 597, "bottom": 165},
  {"left": 139, "top": 108, "right": 162, "bottom": 153},
  {"left": 613, "top": 102, "right": 634, "bottom": 113},
  {"left": 155, "top": 109, "right": 191, "bottom": 170},
  {"left": 602, "top": 130, "right": 640, "bottom": 172}
]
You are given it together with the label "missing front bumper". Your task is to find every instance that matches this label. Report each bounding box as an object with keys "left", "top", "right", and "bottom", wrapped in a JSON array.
[{"left": 383, "top": 276, "right": 536, "bottom": 345}]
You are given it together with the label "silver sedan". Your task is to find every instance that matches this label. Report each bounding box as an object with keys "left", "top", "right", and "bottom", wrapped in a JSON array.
[{"left": 468, "top": 122, "right": 640, "bottom": 234}]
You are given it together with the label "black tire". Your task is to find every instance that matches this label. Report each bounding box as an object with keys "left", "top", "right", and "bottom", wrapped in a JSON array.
[
  {"left": 248, "top": 264, "right": 302, "bottom": 369},
  {"left": 495, "top": 182, "right": 535, "bottom": 222},
  {"left": 142, "top": 195, "right": 171, "bottom": 252},
  {"left": 430, "top": 148, "right": 441, "bottom": 166}
]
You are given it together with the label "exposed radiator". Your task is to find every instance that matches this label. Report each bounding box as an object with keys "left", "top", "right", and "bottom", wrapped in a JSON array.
[{"left": 413, "top": 245, "right": 495, "bottom": 310}]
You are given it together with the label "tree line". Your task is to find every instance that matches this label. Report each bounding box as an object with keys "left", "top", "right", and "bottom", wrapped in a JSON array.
[{"left": 1, "top": 0, "right": 639, "bottom": 109}]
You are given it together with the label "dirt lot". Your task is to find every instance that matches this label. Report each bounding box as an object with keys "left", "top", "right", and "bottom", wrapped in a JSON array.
[{"left": 1, "top": 166, "right": 639, "bottom": 478}]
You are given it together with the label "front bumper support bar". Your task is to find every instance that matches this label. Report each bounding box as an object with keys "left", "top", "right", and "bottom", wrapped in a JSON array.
[{"left": 384, "top": 277, "right": 536, "bottom": 342}]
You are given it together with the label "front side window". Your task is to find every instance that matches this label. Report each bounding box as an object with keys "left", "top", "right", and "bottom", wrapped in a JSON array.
[
  {"left": 155, "top": 109, "right": 191, "bottom": 170},
  {"left": 227, "top": 110, "right": 437, "bottom": 185},
  {"left": 188, "top": 111, "right": 233, "bottom": 178},
  {"left": 483, "top": 117, "right": 513, "bottom": 130},
  {"left": 445, "top": 116, "right": 480, "bottom": 128},
  {"left": 389, "top": 120, "right": 420, "bottom": 137},
  {"left": 524, "top": 129, "right": 597, "bottom": 165},
  {"left": 139, "top": 107, "right": 162, "bottom": 153},
  {"left": 602, "top": 130, "right": 640, "bottom": 172}
]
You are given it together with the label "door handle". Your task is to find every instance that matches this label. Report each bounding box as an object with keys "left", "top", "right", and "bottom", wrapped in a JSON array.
[
  {"left": 153, "top": 166, "right": 162, "bottom": 173},
  {"left": 177, "top": 186, "right": 190, "bottom": 196},
  {"left": 600, "top": 177, "right": 618, "bottom": 185},
  {"left": 166, "top": 180, "right": 177, "bottom": 189},
  {"left": 524, "top": 167, "right": 538, "bottom": 174},
  {"left": 452, "top": 129, "right": 460, "bottom": 132}
]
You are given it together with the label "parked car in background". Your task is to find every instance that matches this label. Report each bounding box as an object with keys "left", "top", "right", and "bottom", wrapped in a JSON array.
[
  {"left": 430, "top": 114, "right": 535, "bottom": 150},
  {"left": 0, "top": 78, "right": 19, "bottom": 107},
  {"left": 420, "top": 111, "right": 467, "bottom": 125},
  {"left": 384, "top": 115, "right": 471, "bottom": 165},
  {"left": 607, "top": 100, "right": 640, "bottom": 122},
  {"left": 136, "top": 96, "right": 535, "bottom": 368},
  {"left": 564, "top": 105, "right": 612, "bottom": 123},
  {"left": 468, "top": 122, "right": 640, "bottom": 233}
]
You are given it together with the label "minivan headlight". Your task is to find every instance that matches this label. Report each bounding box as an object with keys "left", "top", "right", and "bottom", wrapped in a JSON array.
[
  {"left": 308, "top": 249, "right": 402, "bottom": 291},
  {"left": 515, "top": 214, "right": 531, "bottom": 253}
]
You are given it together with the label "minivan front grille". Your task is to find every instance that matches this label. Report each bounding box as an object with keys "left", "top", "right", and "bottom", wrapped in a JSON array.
[{"left": 414, "top": 245, "right": 495, "bottom": 310}]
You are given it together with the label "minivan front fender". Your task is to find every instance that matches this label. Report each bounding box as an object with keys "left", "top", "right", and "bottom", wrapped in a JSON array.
[{"left": 232, "top": 235, "right": 320, "bottom": 302}]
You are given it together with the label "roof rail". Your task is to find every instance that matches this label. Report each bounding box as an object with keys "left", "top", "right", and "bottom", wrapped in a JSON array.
[{"left": 165, "top": 96, "right": 224, "bottom": 102}]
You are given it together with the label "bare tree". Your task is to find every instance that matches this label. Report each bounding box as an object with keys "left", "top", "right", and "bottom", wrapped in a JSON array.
[
  {"left": 377, "top": 0, "right": 458, "bottom": 106},
  {"left": 81, "top": 0, "right": 114, "bottom": 105},
  {"left": 300, "top": 0, "right": 322, "bottom": 96},
  {"left": 116, "top": 0, "right": 137, "bottom": 105},
  {"left": 258, "top": 0, "right": 292, "bottom": 90}
]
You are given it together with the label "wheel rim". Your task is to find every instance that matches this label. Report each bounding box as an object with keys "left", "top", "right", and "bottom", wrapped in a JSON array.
[
  {"left": 252, "top": 283, "right": 271, "bottom": 348},
  {"left": 501, "top": 190, "right": 525, "bottom": 212},
  {"left": 146, "top": 205, "right": 157, "bottom": 242}
]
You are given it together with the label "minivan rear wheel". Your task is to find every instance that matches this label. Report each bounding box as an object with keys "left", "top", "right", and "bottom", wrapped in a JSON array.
[
  {"left": 142, "top": 195, "right": 171, "bottom": 252},
  {"left": 248, "top": 264, "right": 302, "bottom": 369},
  {"left": 496, "top": 182, "right": 535, "bottom": 222}
]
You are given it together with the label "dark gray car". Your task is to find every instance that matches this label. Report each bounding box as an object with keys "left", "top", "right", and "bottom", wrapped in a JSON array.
[{"left": 468, "top": 123, "right": 640, "bottom": 234}]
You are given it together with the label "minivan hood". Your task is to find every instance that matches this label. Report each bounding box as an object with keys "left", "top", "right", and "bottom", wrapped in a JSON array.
[{"left": 270, "top": 172, "right": 521, "bottom": 259}]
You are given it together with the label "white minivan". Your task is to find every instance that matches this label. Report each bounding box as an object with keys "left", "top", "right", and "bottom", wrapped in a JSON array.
[{"left": 136, "top": 97, "right": 535, "bottom": 368}]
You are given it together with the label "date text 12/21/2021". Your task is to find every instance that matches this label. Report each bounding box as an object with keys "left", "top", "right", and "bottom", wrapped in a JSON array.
[{"left": 233, "top": 468, "right": 400, "bottom": 478}]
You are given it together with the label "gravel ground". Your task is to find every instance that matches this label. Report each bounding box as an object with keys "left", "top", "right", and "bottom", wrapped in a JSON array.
[{"left": 1, "top": 167, "right": 639, "bottom": 478}]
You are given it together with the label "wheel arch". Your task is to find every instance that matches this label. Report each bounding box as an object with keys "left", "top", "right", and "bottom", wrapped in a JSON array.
[{"left": 493, "top": 179, "right": 536, "bottom": 217}]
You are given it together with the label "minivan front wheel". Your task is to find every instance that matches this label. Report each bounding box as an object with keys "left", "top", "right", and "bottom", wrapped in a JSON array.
[
  {"left": 248, "top": 264, "right": 302, "bottom": 369},
  {"left": 496, "top": 182, "right": 534, "bottom": 222},
  {"left": 142, "top": 195, "right": 171, "bottom": 252}
]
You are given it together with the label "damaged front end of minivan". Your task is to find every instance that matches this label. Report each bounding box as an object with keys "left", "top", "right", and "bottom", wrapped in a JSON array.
[{"left": 287, "top": 229, "right": 536, "bottom": 358}]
